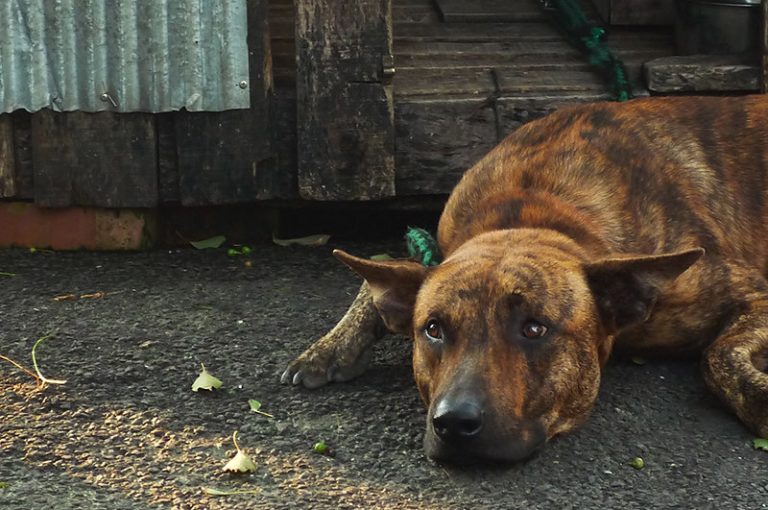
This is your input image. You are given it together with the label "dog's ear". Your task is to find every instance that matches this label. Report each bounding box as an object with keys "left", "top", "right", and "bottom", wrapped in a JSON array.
[
  {"left": 334, "top": 249, "right": 429, "bottom": 335},
  {"left": 584, "top": 248, "right": 704, "bottom": 333}
]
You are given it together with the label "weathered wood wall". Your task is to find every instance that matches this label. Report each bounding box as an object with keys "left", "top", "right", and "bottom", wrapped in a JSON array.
[
  {"left": 0, "top": 0, "right": 279, "bottom": 208},
  {"left": 295, "top": 0, "right": 395, "bottom": 200}
]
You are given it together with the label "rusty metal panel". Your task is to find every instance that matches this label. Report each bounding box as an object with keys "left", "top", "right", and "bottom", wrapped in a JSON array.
[{"left": 0, "top": 0, "right": 250, "bottom": 113}]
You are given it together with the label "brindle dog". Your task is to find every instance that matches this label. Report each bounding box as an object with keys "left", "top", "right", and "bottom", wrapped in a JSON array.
[{"left": 281, "top": 95, "right": 768, "bottom": 463}]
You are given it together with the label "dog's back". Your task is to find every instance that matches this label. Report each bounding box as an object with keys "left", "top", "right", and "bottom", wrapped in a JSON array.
[{"left": 440, "top": 96, "right": 768, "bottom": 271}]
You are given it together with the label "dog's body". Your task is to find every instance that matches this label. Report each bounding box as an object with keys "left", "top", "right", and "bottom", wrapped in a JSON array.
[{"left": 282, "top": 95, "right": 768, "bottom": 463}]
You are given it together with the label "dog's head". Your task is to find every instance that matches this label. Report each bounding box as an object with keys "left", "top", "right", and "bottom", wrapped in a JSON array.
[{"left": 336, "top": 229, "right": 702, "bottom": 464}]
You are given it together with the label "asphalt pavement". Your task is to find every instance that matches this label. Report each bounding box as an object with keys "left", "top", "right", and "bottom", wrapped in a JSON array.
[{"left": 0, "top": 242, "right": 766, "bottom": 509}]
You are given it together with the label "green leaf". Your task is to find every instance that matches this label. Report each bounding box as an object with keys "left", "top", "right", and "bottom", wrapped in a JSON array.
[
  {"left": 753, "top": 438, "right": 768, "bottom": 451},
  {"left": 191, "top": 363, "right": 223, "bottom": 392},
  {"left": 370, "top": 253, "right": 393, "bottom": 261},
  {"left": 0, "top": 481, "right": 9, "bottom": 489},
  {"left": 189, "top": 236, "right": 226, "bottom": 250},
  {"left": 313, "top": 441, "right": 328, "bottom": 454},
  {"left": 248, "top": 399, "right": 274, "bottom": 418},
  {"left": 628, "top": 457, "right": 645, "bottom": 469},
  {"left": 0, "top": 272, "right": 15, "bottom": 277},
  {"left": 630, "top": 357, "right": 647, "bottom": 366},
  {"left": 272, "top": 234, "right": 330, "bottom": 247}
]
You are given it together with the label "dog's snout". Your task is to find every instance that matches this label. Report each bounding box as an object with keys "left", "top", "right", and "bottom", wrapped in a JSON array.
[{"left": 432, "top": 398, "right": 484, "bottom": 442}]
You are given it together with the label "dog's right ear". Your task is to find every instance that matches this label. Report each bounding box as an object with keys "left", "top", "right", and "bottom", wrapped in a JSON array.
[{"left": 333, "top": 249, "right": 429, "bottom": 335}]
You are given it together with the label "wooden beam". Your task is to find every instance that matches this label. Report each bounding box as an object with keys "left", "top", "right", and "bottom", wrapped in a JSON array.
[
  {"left": 0, "top": 114, "right": 16, "bottom": 197},
  {"left": 31, "top": 111, "right": 158, "bottom": 207},
  {"left": 296, "top": 0, "right": 395, "bottom": 200},
  {"left": 762, "top": 0, "right": 768, "bottom": 93}
]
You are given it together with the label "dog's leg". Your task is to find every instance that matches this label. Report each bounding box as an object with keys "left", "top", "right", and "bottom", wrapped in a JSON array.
[
  {"left": 702, "top": 278, "right": 768, "bottom": 438},
  {"left": 281, "top": 282, "right": 385, "bottom": 389}
]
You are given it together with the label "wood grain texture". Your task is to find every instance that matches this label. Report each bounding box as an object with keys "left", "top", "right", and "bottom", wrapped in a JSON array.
[
  {"left": 645, "top": 55, "right": 760, "bottom": 93},
  {"left": 762, "top": 0, "right": 768, "bottom": 93},
  {"left": 174, "top": 0, "right": 274, "bottom": 205},
  {"left": 296, "top": 0, "right": 395, "bottom": 200},
  {"left": 435, "top": 0, "right": 544, "bottom": 23},
  {"left": 30, "top": 111, "right": 158, "bottom": 207},
  {"left": 0, "top": 115, "right": 15, "bottom": 197},
  {"left": 10, "top": 111, "right": 34, "bottom": 199},
  {"left": 593, "top": 0, "right": 674, "bottom": 25},
  {"left": 395, "top": 98, "right": 496, "bottom": 195}
]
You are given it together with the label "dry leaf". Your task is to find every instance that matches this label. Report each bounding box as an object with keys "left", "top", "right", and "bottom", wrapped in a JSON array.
[
  {"left": 191, "top": 363, "right": 223, "bottom": 392},
  {"left": 222, "top": 431, "right": 257, "bottom": 473},
  {"left": 272, "top": 234, "right": 330, "bottom": 247}
]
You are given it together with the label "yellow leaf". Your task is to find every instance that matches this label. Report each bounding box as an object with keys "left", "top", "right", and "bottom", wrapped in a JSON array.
[
  {"left": 191, "top": 363, "right": 223, "bottom": 392},
  {"left": 222, "top": 450, "right": 257, "bottom": 473}
]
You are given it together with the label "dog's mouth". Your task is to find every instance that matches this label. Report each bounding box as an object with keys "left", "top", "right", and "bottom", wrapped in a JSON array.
[{"left": 422, "top": 421, "right": 547, "bottom": 465}]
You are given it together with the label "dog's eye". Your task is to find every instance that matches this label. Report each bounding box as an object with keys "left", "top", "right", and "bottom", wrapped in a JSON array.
[
  {"left": 425, "top": 319, "right": 443, "bottom": 342},
  {"left": 521, "top": 321, "right": 548, "bottom": 339}
]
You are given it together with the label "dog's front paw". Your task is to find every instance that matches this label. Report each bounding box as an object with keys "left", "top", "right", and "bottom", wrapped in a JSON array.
[{"left": 280, "top": 332, "right": 374, "bottom": 389}]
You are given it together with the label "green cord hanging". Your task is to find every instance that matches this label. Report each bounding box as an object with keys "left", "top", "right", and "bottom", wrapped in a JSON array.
[
  {"left": 540, "top": 0, "right": 632, "bottom": 102},
  {"left": 405, "top": 227, "right": 441, "bottom": 267}
]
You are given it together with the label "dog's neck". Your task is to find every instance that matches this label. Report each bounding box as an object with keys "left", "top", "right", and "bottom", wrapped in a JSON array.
[{"left": 444, "top": 189, "right": 610, "bottom": 258}]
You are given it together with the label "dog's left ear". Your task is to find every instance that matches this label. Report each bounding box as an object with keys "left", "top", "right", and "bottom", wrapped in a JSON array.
[
  {"left": 584, "top": 248, "right": 704, "bottom": 333},
  {"left": 333, "top": 249, "right": 429, "bottom": 335}
]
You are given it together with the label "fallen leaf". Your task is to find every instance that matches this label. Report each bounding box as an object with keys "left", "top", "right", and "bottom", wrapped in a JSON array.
[
  {"left": 0, "top": 272, "right": 15, "bottom": 277},
  {"left": 191, "top": 363, "right": 223, "bottom": 392},
  {"left": 248, "top": 399, "right": 275, "bottom": 418},
  {"left": 753, "top": 438, "right": 768, "bottom": 451},
  {"left": 628, "top": 457, "right": 645, "bottom": 469},
  {"left": 53, "top": 294, "right": 77, "bottom": 302},
  {"left": 630, "top": 357, "right": 647, "bottom": 366},
  {"left": 272, "top": 234, "right": 330, "bottom": 247},
  {"left": 223, "top": 450, "right": 258, "bottom": 473},
  {"left": 0, "top": 481, "right": 8, "bottom": 489},
  {"left": 222, "top": 431, "right": 257, "bottom": 473},
  {"left": 189, "top": 236, "right": 226, "bottom": 250},
  {"left": 370, "top": 253, "right": 393, "bottom": 261},
  {"left": 203, "top": 487, "right": 261, "bottom": 496}
]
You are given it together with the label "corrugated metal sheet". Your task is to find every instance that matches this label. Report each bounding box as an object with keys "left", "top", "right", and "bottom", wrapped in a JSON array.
[{"left": 0, "top": 0, "right": 250, "bottom": 113}]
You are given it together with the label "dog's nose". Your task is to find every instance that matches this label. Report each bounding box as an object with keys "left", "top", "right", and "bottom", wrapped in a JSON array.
[{"left": 432, "top": 399, "right": 484, "bottom": 441}]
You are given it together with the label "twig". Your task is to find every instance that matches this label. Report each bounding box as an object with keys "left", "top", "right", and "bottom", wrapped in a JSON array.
[{"left": 0, "top": 354, "right": 41, "bottom": 383}]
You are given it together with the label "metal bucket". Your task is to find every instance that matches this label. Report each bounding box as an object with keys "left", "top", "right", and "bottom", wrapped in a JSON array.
[{"left": 675, "top": 0, "right": 761, "bottom": 54}]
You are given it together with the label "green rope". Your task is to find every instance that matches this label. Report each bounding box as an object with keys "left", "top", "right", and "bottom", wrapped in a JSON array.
[
  {"left": 405, "top": 227, "right": 441, "bottom": 267},
  {"left": 540, "top": 0, "right": 632, "bottom": 102}
]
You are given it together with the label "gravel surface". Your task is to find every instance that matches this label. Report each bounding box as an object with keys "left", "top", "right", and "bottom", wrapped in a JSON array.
[{"left": 1, "top": 242, "right": 767, "bottom": 509}]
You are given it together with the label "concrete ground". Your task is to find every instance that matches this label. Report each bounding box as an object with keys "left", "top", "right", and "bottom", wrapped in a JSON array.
[{"left": 1, "top": 242, "right": 766, "bottom": 509}]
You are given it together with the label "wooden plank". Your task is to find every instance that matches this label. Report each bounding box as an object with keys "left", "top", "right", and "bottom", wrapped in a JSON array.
[
  {"left": 435, "top": 0, "right": 544, "bottom": 23},
  {"left": 174, "top": 0, "right": 276, "bottom": 204},
  {"left": 296, "top": 0, "right": 395, "bottom": 200},
  {"left": 763, "top": 0, "right": 768, "bottom": 93},
  {"left": 157, "top": 113, "right": 179, "bottom": 203},
  {"left": 395, "top": 68, "right": 495, "bottom": 97},
  {"left": 10, "top": 111, "right": 34, "bottom": 199},
  {"left": 395, "top": 22, "right": 562, "bottom": 42},
  {"left": 30, "top": 111, "right": 158, "bottom": 207},
  {"left": 593, "top": 0, "right": 674, "bottom": 25},
  {"left": 0, "top": 115, "right": 15, "bottom": 197},
  {"left": 395, "top": 98, "right": 497, "bottom": 195},
  {"left": 645, "top": 55, "right": 760, "bottom": 93}
]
